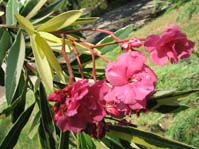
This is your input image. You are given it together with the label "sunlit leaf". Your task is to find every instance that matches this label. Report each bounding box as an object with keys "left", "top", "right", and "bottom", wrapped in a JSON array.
[
  {"left": 26, "top": 0, "right": 47, "bottom": 19},
  {"left": 30, "top": 34, "right": 54, "bottom": 93},
  {"left": 35, "top": 33, "right": 66, "bottom": 82},
  {"left": 0, "top": 30, "right": 11, "bottom": 65},
  {"left": 108, "top": 125, "right": 196, "bottom": 149},
  {"left": 39, "top": 32, "right": 92, "bottom": 55},
  {"left": 15, "top": 14, "right": 34, "bottom": 35},
  {"left": 0, "top": 103, "right": 35, "bottom": 149},
  {"left": 0, "top": 11, "right": 4, "bottom": 16},
  {"left": 5, "top": 31, "right": 25, "bottom": 104},
  {"left": 6, "top": 0, "right": 19, "bottom": 25},
  {"left": 28, "top": 111, "right": 40, "bottom": 139},
  {"left": 37, "top": 10, "right": 82, "bottom": 32},
  {"left": 71, "top": 17, "right": 99, "bottom": 26}
]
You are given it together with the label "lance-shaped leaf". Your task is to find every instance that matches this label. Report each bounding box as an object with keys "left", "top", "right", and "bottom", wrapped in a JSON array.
[
  {"left": 37, "top": 10, "right": 82, "bottom": 32},
  {"left": 30, "top": 34, "right": 53, "bottom": 93},
  {"left": 11, "top": 71, "right": 28, "bottom": 122},
  {"left": 6, "top": 0, "right": 19, "bottom": 25},
  {"left": 0, "top": 30, "right": 11, "bottom": 65},
  {"left": 26, "top": 0, "right": 47, "bottom": 19},
  {"left": 15, "top": 14, "right": 34, "bottom": 35},
  {"left": 71, "top": 17, "right": 99, "bottom": 26},
  {"left": 5, "top": 31, "right": 25, "bottom": 104},
  {"left": 33, "top": 0, "right": 62, "bottom": 19},
  {"left": 79, "top": 132, "right": 96, "bottom": 149},
  {"left": 39, "top": 32, "right": 92, "bottom": 55},
  {"left": 0, "top": 103, "right": 35, "bottom": 149},
  {"left": 147, "top": 89, "right": 199, "bottom": 113},
  {"left": 35, "top": 33, "right": 66, "bottom": 83},
  {"left": 36, "top": 83, "right": 56, "bottom": 148},
  {"left": 59, "top": 132, "right": 70, "bottom": 149},
  {"left": 108, "top": 125, "right": 196, "bottom": 149}
]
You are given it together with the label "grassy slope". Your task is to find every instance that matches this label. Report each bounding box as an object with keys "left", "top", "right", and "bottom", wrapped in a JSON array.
[{"left": 128, "top": 5, "right": 199, "bottom": 148}]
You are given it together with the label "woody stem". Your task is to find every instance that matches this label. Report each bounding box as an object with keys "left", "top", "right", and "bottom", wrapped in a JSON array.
[{"left": 61, "top": 34, "right": 74, "bottom": 84}]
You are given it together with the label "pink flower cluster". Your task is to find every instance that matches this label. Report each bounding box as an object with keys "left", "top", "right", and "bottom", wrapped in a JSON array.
[
  {"left": 144, "top": 25, "right": 195, "bottom": 65},
  {"left": 48, "top": 79, "right": 107, "bottom": 133},
  {"left": 48, "top": 51, "right": 157, "bottom": 136},
  {"left": 48, "top": 24, "right": 194, "bottom": 137}
]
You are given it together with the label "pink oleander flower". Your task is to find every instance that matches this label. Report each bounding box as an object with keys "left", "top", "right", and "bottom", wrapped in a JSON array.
[
  {"left": 48, "top": 79, "right": 107, "bottom": 133},
  {"left": 144, "top": 25, "right": 195, "bottom": 65},
  {"left": 104, "top": 51, "right": 157, "bottom": 117},
  {"left": 121, "top": 38, "right": 142, "bottom": 51}
]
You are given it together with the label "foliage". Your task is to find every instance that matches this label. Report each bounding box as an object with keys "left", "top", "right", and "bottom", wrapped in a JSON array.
[{"left": 0, "top": 0, "right": 198, "bottom": 148}]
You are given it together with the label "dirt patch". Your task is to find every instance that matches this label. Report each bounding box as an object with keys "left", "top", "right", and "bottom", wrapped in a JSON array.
[{"left": 84, "top": 0, "right": 168, "bottom": 43}]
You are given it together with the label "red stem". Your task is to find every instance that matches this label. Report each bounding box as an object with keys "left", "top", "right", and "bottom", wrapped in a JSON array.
[
  {"left": 79, "top": 41, "right": 110, "bottom": 63},
  {"left": 70, "top": 40, "right": 84, "bottom": 79},
  {"left": 61, "top": 34, "right": 74, "bottom": 84},
  {"left": 89, "top": 47, "right": 97, "bottom": 82}
]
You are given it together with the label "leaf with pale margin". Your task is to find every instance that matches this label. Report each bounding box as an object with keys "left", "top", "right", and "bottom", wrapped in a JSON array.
[
  {"left": 0, "top": 103, "right": 35, "bottom": 149},
  {"left": 30, "top": 34, "right": 53, "bottom": 93},
  {"left": 26, "top": 0, "right": 47, "bottom": 19},
  {"left": 6, "top": 0, "right": 19, "bottom": 25},
  {"left": 33, "top": 0, "right": 62, "bottom": 19},
  {"left": 147, "top": 89, "right": 199, "bottom": 113},
  {"left": 5, "top": 31, "right": 25, "bottom": 104},
  {"left": 71, "top": 17, "right": 99, "bottom": 26},
  {"left": 37, "top": 10, "right": 82, "bottom": 32},
  {"left": 108, "top": 125, "right": 196, "bottom": 149},
  {"left": 0, "top": 30, "right": 11, "bottom": 65},
  {"left": 35, "top": 33, "right": 66, "bottom": 83}
]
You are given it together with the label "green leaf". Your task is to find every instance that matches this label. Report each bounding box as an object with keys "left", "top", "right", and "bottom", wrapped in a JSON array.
[
  {"left": 147, "top": 89, "right": 199, "bottom": 113},
  {"left": 6, "top": 0, "right": 19, "bottom": 25},
  {"left": 30, "top": 34, "right": 53, "bottom": 93},
  {"left": 0, "top": 103, "right": 35, "bottom": 149},
  {"left": 38, "top": 83, "right": 56, "bottom": 135},
  {"left": 108, "top": 125, "right": 196, "bottom": 149},
  {"left": 35, "top": 83, "right": 56, "bottom": 148},
  {"left": 59, "top": 132, "right": 70, "bottom": 149},
  {"left": 79, "top": 132, "right": 96, "bottom": 149},
  {"left": 35, "top": 33, "right": 66, "bottom": 82},
  {"left": 71, "top": 17, "right": 99, "bottom": 26},
  {"left": 5, "top": 31, "right": 25, "bottom": 104},
  {"left": 20, "top": 0, "right": 39, "bottom": 17},
  {"left": 15, "top": 14, "right": 34, "bottom": 35},
  {"left": 11, "top": 71, "right": 27, "bottom": 122},
  {"left": 0, "top": 67, "right": 4, "bottom": 86},
  {"left": 0, "top": 95, "right": 22, "bottom": 118},
  {"left": 37, "top": 10, "right": 82, "bottom": 32},
  {"left": 0, "top": 30, "right": 11, "bottom": 65},
  {"left": 33, "top": 0, "right": 62, "bottom": 19},
  {"left": 101, "top": 135, "right": 129, "bottom": 149},
  {"left": 26, "top": 0, "right": 47, "bottom": 19},
  {"left": 28, "top": 111, "right": 40, "bottom": 139}
]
